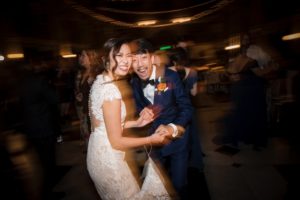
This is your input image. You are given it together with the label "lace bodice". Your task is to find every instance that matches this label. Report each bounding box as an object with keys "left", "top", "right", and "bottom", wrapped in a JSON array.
[
  {"left": 89, "top": 74, "right": 126, "bottom": 128},
  {"left": 87, "top": 74, "right": 171, "bottom": 200}
]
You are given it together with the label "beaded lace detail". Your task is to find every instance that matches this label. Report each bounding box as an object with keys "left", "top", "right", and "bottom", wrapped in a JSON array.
[
  {"left": 88, "top": 74, "right": 125, "bottom": 123},
  {"left": 87, "top": 74, "right": 171, "bottom": 200}
]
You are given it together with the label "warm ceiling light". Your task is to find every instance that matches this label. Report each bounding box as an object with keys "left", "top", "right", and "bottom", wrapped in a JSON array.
[
  {"left": 206, "top": 63, "right": 217, "bottom": 66},
  {"left": 171, "top": 17, "right": 191, "bottom": 23},
  {"left": 62, "top": 54, "right": 77, "bottom": 58},
  {"left": 196, "top": 66, "right": 210, "bottom": 71},
  {"left": 137, "top": 20, "right": 157, "bottom": 26},
  {"left": 210, "top": 66, "right": 224, "bottom": 71},
  {"left": 67, "top": 0, "right": 233, "bottom": 27},
  {"left": 224, "top": 44, "right": 240, "bottom": 50},
  {"left": 282, "top": 32, "right": 300, "bottom": 41},
  {"left": 7, "top": 53, "right": 24, "bottom": 59}
]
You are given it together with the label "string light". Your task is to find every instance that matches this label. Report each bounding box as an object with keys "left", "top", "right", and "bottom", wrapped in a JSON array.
[
  {"left": 282, "top": 33, "right": 300, "bottom": 41},
  {"left": 65, "top": 0, "right": 233, "bottom": 28}
]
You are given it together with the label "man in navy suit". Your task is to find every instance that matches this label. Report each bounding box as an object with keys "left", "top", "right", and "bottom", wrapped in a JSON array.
[{"left": 130, "top": 38, "right": 194, "bottom": 199}]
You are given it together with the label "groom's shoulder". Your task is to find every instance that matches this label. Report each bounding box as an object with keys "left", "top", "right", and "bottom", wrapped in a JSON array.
[
  {"left": 130, "top": 74, "right": 138, "bottom": 81},
  {"left": 165, "top": 68, "right": 176, "bottom": 75},
  {"left": 129, "top": 74, "right": 140, "bottom": 85},
  {"left": 165, "top": 68, "right": 180, "bottom": 80}
]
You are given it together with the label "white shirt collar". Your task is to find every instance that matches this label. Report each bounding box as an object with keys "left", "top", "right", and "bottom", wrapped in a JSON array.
[
  {"left": 143, "top": 65, "right": 156, "bottom": 104},
  {"left": 149, "top": 65, "right": 156, "bottom": 80}
]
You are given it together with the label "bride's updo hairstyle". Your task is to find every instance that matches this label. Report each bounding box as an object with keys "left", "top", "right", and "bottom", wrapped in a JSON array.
[{"left": 101, "top": 38, "right": 131, "bottom": 75}]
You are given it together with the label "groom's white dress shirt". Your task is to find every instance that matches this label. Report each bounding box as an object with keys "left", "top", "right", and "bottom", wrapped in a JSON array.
[{"left": 143, "top": 65, "right": 156, "bottom": 104}]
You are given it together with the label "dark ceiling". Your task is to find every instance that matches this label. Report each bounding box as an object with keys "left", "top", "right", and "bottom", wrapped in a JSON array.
[{"left": 1, "top": 0, "right": 300, "bottom": 58}]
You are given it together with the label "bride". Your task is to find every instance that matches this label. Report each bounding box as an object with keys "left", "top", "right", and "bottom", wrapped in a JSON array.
[{"left": 87, "top": 38, "right": 173, "bottom": 200}]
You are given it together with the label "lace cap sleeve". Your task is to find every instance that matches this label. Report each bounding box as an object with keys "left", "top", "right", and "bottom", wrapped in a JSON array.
[
  {"left": 89, "top": 78, "right": 121, "bottom": 121},
  {"left": 102, "top": 83, "right": 121, "bottom": 102}
]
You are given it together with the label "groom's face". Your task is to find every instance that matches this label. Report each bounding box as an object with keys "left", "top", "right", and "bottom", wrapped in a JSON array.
[{"left": 132, "top": 52, "right": 153, "bottom": 80}]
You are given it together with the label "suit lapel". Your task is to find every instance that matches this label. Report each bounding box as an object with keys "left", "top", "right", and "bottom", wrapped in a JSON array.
[
  {"left": 153, "top": 67, "right": 167, "bottom": 104},
  {"left": 137, "top": 78, "right": 152, "bottom": 105}
]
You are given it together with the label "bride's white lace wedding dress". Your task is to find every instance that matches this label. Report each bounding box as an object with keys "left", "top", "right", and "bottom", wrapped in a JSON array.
[{"left": 87, "top": 75, "right": 171, "bottom": 200}]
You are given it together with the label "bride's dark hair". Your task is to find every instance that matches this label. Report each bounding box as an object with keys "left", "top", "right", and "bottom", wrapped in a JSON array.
[{"left": 102, "top": 38, "right": 131, "bottom": 74}]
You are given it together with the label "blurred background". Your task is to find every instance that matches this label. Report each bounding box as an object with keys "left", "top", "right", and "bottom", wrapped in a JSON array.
[{"left": 1, "top": 0, "right": 299, "bottom": 200}]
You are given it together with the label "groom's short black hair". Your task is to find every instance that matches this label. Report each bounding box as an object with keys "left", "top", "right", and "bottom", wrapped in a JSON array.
[{"left": 133, "top": 38, "right": 154, "bottom": 54}]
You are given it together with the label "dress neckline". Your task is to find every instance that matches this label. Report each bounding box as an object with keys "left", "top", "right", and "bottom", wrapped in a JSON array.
[
  {"left": 97, "top": 74, "right": 129, "bottom": 85},
  {"left": 96, "top": 74, "right": 114, "bottom": 85}
]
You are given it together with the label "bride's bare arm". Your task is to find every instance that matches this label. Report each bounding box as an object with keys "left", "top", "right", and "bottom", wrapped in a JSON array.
[
  {"left": 123, "top": 107, "right": 154, "bottom": 128},
  {"left": 102, "top": 99, "right": 168, "bottom": 151}
]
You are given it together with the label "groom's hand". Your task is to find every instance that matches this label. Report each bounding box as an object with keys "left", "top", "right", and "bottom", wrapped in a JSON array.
[{"left": 155, "top": 124, "right": 185, "bottom": 139}]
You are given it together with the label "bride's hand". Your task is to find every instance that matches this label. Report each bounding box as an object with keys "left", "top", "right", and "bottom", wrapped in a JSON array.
[
  {"left": 139, "top": 107, "right": 154, "bottom": 121},
  {"left": 149, "top": 132, "right": 171, "bottom": 146},
  {"left": 135, "top": 115, "right": 153, "bottom": 127},
  {"left": 135, "top": 108, "right": 154, "bottom": 127}
]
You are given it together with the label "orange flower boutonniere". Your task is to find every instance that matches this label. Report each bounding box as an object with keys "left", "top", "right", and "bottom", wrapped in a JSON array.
[{"left": 155, "top": 77, "right": 168, "bottom": 95}]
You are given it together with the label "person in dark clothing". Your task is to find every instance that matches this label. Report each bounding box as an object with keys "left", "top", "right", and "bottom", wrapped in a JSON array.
[
  {"left": 168, "top": 47, "right": 205, "bottom": 172},
  {"left": 74, "top": 49, "right": 101, "bottom": 149},
  {"left": 19, "top": 58, "right": 62, "bottom": 200},
  {"left": 131, "top": 39, "right": 194, "bottom": 199},
  {"left": 218, "top": 34, "right": 269, "bottom": 150}
]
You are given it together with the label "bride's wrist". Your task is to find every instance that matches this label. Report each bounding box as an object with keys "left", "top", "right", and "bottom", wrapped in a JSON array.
[
  {"left": 147, "top": 136, "right": 152, "bottom": 146},
  {"left": 123, "top": 120, "right": 137, "bottom": 128},
  {"left": 144, "top": 136, "right": 152, "bottom": 157},
  {"left": 135, "top": 118, "right": 144, "bottom": 128},
  {"left": 134, "top": 120, "right": 139, "bottom": 127}
]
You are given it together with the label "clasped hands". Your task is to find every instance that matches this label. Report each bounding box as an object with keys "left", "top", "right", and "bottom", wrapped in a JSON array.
[{"left": 137, "top": 107, "right": 184, "bottom": 146}]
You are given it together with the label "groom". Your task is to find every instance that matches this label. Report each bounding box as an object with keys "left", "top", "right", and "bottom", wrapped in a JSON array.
[{"left": 130, "top": 38, "right": 193, "bottom": 199}]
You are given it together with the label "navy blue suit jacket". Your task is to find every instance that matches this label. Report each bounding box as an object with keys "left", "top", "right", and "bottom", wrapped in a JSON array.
[{"left": 131, "top": 68, "right": 194, "bottom": 156}]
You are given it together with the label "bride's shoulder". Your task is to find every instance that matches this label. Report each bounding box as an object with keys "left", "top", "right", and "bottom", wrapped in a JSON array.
[
  {"left": 91, "top": 75, "right": 121, "bottom": 98},
  {"left": 94, "top": 74, "right": 106, "bottom": 84},
  {"left": 92, "top": 75, "right": 113, "bottom": 88}
]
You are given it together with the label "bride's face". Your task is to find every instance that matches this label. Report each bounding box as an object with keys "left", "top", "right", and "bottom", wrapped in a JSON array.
[{"left": 109, "top": 43, "right": 132, "bottom": 76}]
